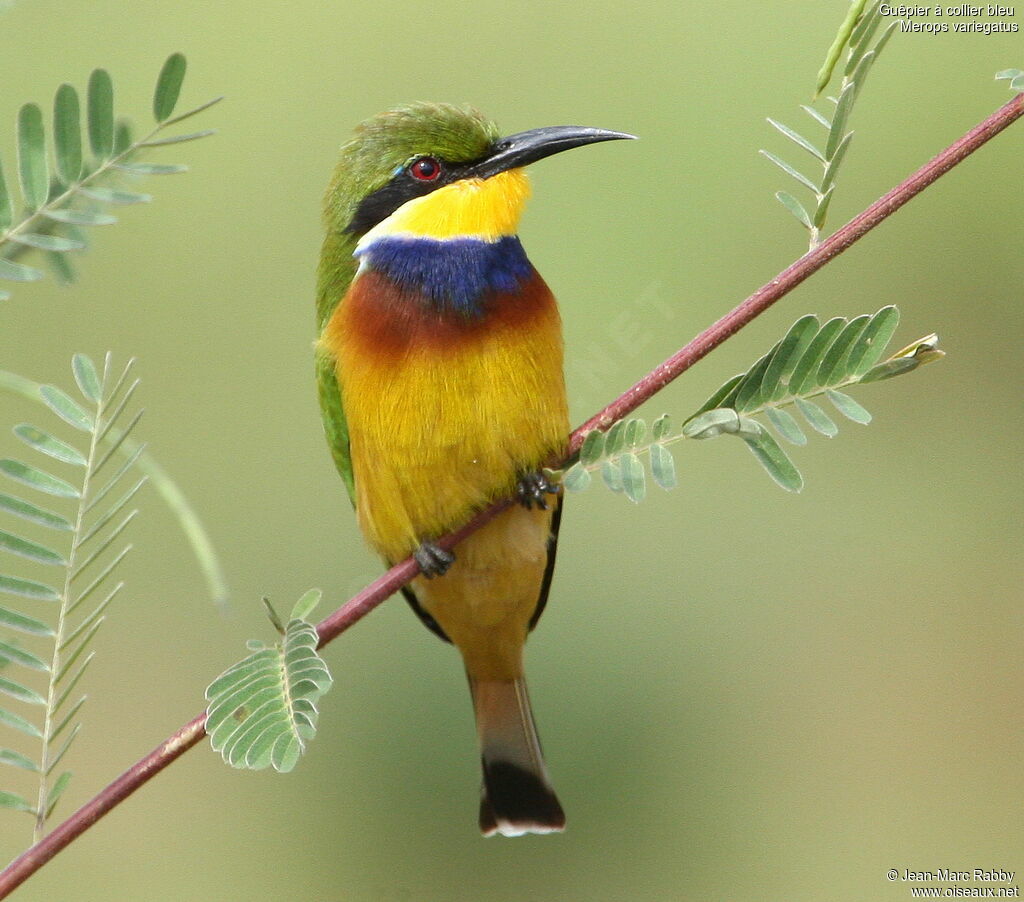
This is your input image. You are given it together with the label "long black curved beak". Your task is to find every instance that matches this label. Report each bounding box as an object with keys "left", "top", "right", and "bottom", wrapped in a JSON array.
[{"left": 466, "top": 126, "right": 636, "bottom": 179}]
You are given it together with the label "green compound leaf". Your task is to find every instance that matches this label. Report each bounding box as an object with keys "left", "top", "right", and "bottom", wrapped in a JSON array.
[
  {"left": 0, "top": 353, "right": 151, "bottom": 836},
  {"left": 3, "top": 362, "right": 228, "bottom": 611},
  {"left": 556, "top": 306, "right": 936, "bottom": 501},
  {"left": 685, "top": 307, "right": 940, "bottom": 492},
  {"left": 773, "top": 5, "right": 898, "bottom": 244},
  {"left": 206, "top": 617, "right": 333, "bottom": 773},
  {"left": 2, "top": 55, "right": 218, "bottom": 301}
]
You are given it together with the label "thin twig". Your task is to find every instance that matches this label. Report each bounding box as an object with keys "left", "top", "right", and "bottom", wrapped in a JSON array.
[{"left": 0, "top": 91, "right": 1020, "bottom": 899}]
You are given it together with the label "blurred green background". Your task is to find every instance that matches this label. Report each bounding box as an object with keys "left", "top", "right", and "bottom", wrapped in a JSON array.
[{"left": 1, "top": 1, "right": 1021, "bottom": 900}]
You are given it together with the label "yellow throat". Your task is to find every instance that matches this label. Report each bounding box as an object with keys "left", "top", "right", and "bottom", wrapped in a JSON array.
[{"left": 356, "top": 169, "right": 532, "bottom": 248}]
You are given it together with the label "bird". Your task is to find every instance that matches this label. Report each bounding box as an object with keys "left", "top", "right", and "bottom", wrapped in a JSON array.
[{"left": 315, "top": 103, "right": 633, "bottom": 837}]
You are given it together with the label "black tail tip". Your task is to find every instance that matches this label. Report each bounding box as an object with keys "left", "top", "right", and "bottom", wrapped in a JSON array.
[{"left": 479, "top": 759, "right": 566, "bottom": 837}]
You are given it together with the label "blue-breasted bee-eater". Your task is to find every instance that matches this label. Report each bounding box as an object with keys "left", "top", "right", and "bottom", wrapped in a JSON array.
[{"left": 315, "top": 103, "right": 633, "bottom": 836}]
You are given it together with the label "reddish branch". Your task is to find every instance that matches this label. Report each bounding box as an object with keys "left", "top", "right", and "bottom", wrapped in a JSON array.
[{"left": 1, "top": 91, "right": 1020, "bottom": 899}]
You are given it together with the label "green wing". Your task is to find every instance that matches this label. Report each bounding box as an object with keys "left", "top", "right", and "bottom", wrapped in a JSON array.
[
  {"left": 316, "top": 347, "right": 355, "bottom": 506},
  {"left": 316, "top": 229, "right": 360, "bottom": 506}
]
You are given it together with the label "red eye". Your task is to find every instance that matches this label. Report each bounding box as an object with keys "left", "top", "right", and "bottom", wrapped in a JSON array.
[{"left": 409, "top": 157, "right": 442, "bottom": 181}]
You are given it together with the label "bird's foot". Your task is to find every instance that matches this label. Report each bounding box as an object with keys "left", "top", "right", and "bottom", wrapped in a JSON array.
[
  {"left": 516, "top": 470, "right": 559, "bottom": 510},
  {"left": 413, "top": 541, "right": 455, "bottom": 578}
]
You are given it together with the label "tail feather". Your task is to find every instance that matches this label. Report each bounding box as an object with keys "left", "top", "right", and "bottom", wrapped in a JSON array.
[{"left": 470, "top": 677, "right": 565, "bottom": 837}]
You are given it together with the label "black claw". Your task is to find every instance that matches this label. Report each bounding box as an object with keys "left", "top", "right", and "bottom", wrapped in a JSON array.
[
  {"left": 516, "top": 470, "right": 558, "bottom": 510},
  {"left": 414, "top": 541, "right": 455, "bottom": 578}
]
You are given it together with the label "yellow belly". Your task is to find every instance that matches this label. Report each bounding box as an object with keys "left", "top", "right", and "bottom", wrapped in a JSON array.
[
  {"left": 327, "top": 287, "right": 568, "bottom": 562},
  {"left": 411, "top": 503, "right": 555, "bottom": 679}
]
